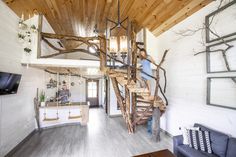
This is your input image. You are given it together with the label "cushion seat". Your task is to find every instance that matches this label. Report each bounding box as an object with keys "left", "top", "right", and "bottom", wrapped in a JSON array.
[
  {"left": 226, "top": 138, "right": 236, "bottom": 157},
  {"left": 177, "top": 145, "right": 218, "bottom": 157}
]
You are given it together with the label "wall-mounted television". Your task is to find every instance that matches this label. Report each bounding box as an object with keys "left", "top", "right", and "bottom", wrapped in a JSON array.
[{"left": 0, "top": 72, "right": 22, "bottom": 95}]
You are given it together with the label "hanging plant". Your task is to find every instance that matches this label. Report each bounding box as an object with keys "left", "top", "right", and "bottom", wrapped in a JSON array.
[
  {"left": 18, "top": 33, "right": 25, "bottom": 43},
  {"left": 30, "top": 25, "right": 37, "bottom": 33},
  {"left": 24, "top": 47, "right": 32, "bottom": 53},
  {"left": 28, "top": 38, "right": 32, "bottom": 45},
  {"left": 18, "top": 33, "right": 25, "bottom": 39},
  {"left": 26, "top": 31, "right": 31, "bottom": 37},
  {"left": 18, "top": 20, "right": 27, "bottom": 30}
]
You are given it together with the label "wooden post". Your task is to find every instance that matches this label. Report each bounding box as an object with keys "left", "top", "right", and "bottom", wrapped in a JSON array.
[
  {"left": 152, "top": 107, "right": 161, "bottom": 142},
  {"left": 99, "top": 35, "right": 106, "bottom": 72},
  {"left": 131, "top": 22, "right": 138, "bottom": 131},
  {"left": 111, "top": 78, "right": 133, "bottom": 133},
  {"left": 34, "top": 88, "right": 41, "bottom": 132},
  {"left": 37, "top": 14, "right": 43, "bottom": 58},
  {"left": 151, "top": 50, "right": 168, "bottom": 141}
]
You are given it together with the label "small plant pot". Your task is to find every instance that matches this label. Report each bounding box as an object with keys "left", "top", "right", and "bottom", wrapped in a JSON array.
[
  {"left": 18, "top": 38, "right": 24, "bottom": 43},
  {"left": 41, "top": 102, "right": 46, "bottom": 107}
]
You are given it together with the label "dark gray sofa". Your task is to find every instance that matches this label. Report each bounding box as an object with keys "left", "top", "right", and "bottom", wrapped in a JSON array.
[{"left": 173, "top": 123, "right": 236, "bottom": 157}]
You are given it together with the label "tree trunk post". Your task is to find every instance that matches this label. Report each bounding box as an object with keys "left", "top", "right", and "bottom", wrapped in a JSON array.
[{"left": 152, "top": 107, "right": 161, "bottom": 142}]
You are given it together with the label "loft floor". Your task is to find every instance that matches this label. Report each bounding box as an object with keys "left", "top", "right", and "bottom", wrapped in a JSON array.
[{"left": 10, "top": 109, "right": 172, "bottom": 157}]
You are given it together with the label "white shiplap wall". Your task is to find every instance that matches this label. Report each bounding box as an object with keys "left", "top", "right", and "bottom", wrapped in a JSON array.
[
  {"left": 0, "top": 1, "right": 44, "bottom": 156},
  {"left": 149, "top": 0, "right": 236, "bottom": 137}
]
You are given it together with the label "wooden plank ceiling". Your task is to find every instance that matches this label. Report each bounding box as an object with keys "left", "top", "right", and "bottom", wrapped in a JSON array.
[{"left": 4, "top": 0, "right": 212, "bottom": 37}]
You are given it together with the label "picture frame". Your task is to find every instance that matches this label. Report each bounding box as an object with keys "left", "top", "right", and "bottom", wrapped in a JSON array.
[
  {"left": 207, "top": 76, "right": 236, "bottom": 110},
  {"left": 206, "top": 37, "right": 236, "bottom": 73},
  {"left": 205, "top": 1, "right": 236, "bottom": 43}
]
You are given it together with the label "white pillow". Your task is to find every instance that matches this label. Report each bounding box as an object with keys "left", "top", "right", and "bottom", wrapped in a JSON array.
[{"left": 182, "top": 127, "right": 200, "bottom": 145}]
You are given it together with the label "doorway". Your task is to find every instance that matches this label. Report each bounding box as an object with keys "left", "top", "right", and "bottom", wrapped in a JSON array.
[{"left": 86, "top": 79, "right": 99, "bottom": 108}]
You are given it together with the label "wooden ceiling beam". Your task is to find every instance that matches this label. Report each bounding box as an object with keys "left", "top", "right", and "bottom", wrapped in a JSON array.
[{"left": 152, "top": 0, "right": 213, "bottom": 36}]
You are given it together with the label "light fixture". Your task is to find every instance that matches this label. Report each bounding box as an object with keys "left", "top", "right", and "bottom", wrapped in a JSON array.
[
  {"left": 120, "top": 36, "right": 128, "bottom": 53},
  {"left": 88, "top": 46, "right": 96, "bottom": 53},
  {"left": 109, "top": 36, "right": 118, "bottom": 53},
  {"left": 106, "top": 0, "right": 130, "bottom": 68}
]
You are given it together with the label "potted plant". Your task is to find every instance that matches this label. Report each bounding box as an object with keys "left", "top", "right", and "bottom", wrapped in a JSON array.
[
  {"left": 39, "top": 91, "right": 46, "bottom": 107},
  {"left": 18, "top": 33, "right": 25, "bottom": 43}
]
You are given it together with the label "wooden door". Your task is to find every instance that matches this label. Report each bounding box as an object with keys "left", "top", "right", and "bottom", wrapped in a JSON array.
[{"left": 86, "top": 79, "right": 99, "bottom": 108}]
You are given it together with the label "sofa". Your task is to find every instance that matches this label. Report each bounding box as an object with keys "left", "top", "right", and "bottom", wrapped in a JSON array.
[{"left": 173, "top": 123, "right": 236, "bottom": 157}]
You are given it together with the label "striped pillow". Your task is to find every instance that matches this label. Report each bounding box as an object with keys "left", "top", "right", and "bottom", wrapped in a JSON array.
[{"left": 188, "top": 129, "right": 212, "bottom": 154}]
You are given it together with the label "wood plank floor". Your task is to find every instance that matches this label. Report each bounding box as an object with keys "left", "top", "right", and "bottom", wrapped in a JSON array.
[{"left": 10, "top": 108, "right": 172, "bottom": 157}]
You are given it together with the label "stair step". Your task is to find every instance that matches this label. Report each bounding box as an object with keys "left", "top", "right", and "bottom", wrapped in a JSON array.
[
  {"left": 136, "top": 107, "right": 152, "bottom": 112},
  {"left": 109, "top": 73, "right": 127, "bottom": 77},
  {"left": 128, "top": 87, "right": 149, "bottom": 93},
  {"left": 137, "top": 99, "right": 153, "bottom": 104},
  {"left": 137, "top": 119, "right": 148, "bottom": 125},
  {"left": 136, "top": 103, "right": 151, "bottom": 107},
  {"left": 136, "top": 112, "right": 153, "bottom": 117},
  {"left": 109, "top": 69, "right": 127, "bottom": 74},
  {"left": 137, "top": 95, "right": 154, "bottom": 101},
  {"left": 139, "top": 116, "right": 149, "bottom": 120}
]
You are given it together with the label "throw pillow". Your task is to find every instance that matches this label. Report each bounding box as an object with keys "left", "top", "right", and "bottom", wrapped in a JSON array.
[
  {"left": 182, "top": 127, "right": 199, "bottom": 145},
  {"left": 188, "top": 129, "right": 212, "bottom": 154}
]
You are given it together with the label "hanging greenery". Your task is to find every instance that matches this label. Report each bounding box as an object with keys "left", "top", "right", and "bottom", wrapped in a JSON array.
[
  {"left": 24, "top": 47, "right": 32, "bottom": 53},
  {"left": 17, "top": 16, "right": 38, "bottom": 55}
]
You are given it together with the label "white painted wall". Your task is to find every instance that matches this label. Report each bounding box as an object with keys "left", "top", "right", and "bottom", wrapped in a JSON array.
[
  {"left": 109, "top": 78, "right": 121, "bottom": 116},
  {"left": 149, "top": 0, "right": 236, "bottom": 137},
  {"left": 0, "top": 1, "right": 44, "bottom": 156}
]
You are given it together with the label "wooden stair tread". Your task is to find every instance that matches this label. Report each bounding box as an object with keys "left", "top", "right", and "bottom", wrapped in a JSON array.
[
  {"left": 136, "top": 112, "right": 153, "bottom": 116},
  {"left": 137, "top": 99, "right": 153, "bottom": 104},
  {"left": 109, "top": 73, "right": 127, "bottom": 77},
  {"left": 109, "top": 69, "right": 127, "bottom": 74},
  {"left": 137, "top": 95, "right": 154, "bottom": 101},
  {"left": 136, "top": 108, "right": 152, "bottom": 112},
  {"left": 139, "top": 116, "right": 149, "bottom": 120},
  {"left": 128, "top": 87, "right": 149, "bottom": 93},
  {"left": 137, "top": 120, "right": 148, "bottom": 125},
  {"left": 136, "top": 103, "right": 152, "bottom": 107}
]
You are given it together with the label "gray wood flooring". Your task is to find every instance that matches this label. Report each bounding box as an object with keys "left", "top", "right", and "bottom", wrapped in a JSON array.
[{"left": 10, "top": 108, "right": 172, "bottom": 157}]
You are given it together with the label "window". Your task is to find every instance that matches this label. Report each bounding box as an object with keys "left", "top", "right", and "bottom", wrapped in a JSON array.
[{"left": 88, "top": 81, "right": 97, "bottom": 98}]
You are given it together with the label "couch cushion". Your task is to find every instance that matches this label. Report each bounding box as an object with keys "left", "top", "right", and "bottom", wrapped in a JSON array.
[
  {"left": 226, "top": 138, "right": 236, "bottom": 157},
  {"left": 177, "top": 145, "right": 218, "bottom": 157},
  {"left": 194, "top": 123, "right": 229, "bottom": 157}
]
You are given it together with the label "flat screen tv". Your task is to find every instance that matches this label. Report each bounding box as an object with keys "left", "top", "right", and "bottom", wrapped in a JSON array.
[{"left": 0, "top": 72, "right": 22, "bottom": 95}]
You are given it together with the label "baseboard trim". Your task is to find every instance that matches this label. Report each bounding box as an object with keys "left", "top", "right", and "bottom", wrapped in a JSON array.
[
  {"left": 5, "top": 129, "right": 37, "bottom": 157},
  {"left": 109, "top": 114, "right": 122, "bottom": 118},
  {"left": 41, "top": 122, "right": 83, "bottom": 130},
  {"left": 161, "top": 128, "right": 173, "bottom": 138}
]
